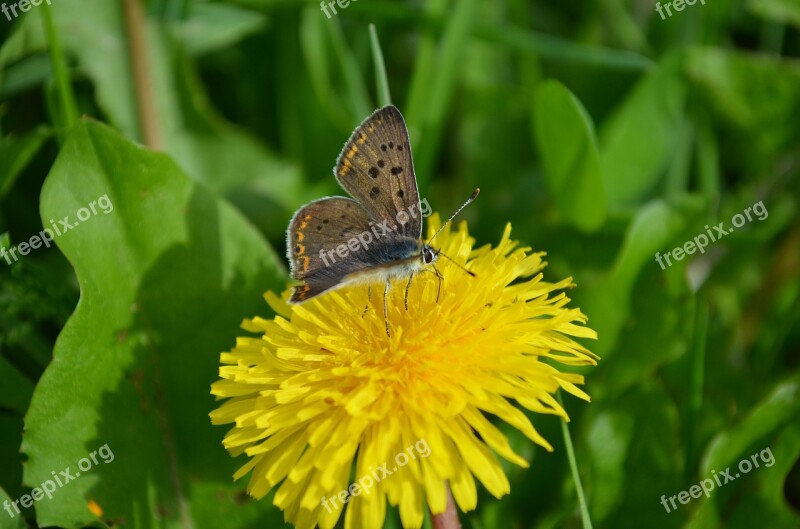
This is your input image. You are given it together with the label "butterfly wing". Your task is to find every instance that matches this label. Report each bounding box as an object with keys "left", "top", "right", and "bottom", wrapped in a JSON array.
[
  {"left": 334, "top": 105, "right": 422, "bottom": 239},
  {"left": 287, "top": 196, "right": 378, "bottom": 303}
]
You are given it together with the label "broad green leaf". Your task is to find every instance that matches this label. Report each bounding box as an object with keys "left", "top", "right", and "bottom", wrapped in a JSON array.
[
  {"left": 533, "top": 80, "right": 606, "bottom": 233},
  {"left": 599, "top": 53, "right": 686, "bottom": 210},
  {"left": 22, "top": 120, "right": 288, "bottom": 528}
]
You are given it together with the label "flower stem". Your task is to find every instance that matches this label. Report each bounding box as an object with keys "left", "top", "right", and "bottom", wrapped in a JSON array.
[
  {"left": 430, "top": 482, "right": 461, "bottom": 529},
  {"left": 40, "top": 0, "right": 78, "bottom": 143},
  {"left": 557, "top": 391, "right": 593, "bottom": 529},
  {"left": 122, "top": 0, "right": 163, "bottom": 149}
]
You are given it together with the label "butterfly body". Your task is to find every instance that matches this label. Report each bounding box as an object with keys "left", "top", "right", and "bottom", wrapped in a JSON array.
[{"left": 339, "top": 239, "right": 437, "bottom": 284}]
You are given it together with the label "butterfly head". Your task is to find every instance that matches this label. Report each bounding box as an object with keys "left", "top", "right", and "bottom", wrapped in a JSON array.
[{"left": 421, "top": 244, "right": 438, "bottom": 266}]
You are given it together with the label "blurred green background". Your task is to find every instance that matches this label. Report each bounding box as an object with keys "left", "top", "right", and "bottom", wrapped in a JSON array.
[{"left": 1, "top": 0, "right": 799, "bottom": 528}]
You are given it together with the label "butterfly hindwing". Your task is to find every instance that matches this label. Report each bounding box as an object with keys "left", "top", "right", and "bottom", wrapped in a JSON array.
[
  {"left": 334, "top": 106, "right": 422, "bottom": 239},
  {"left": 287, "top": 196, "right": 376, "bottom": 303}
]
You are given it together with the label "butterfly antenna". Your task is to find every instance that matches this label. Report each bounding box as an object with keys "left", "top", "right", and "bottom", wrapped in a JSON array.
[
  {"left": 427, "top": 188, "right": 480, "bottom": 245},
  {"left": 437, "top": 251, "right": 476, "bottom": 277}
]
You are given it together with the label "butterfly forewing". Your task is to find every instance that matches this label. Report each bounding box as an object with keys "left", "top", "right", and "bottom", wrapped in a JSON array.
[
  {"left": 334, "top": 106, "right": 422, "bottom": 239},
  {"left": 286, "top": 197, "right": 378, "bottom": 302}
]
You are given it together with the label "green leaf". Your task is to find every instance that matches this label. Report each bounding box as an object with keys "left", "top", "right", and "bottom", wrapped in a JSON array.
[
  {"left": 700, "top": 374, "right": 800, "bottom": 477},
  {"left": 172, "top": 2, "right": 267, "bottom": 56},
  {"left": 0, "top": 54, "right": 51, "bottom": 99},
  {"left": 322, "top": 10, "right": 371, "bottom": 122},
  {"left": 533, "top": 80, "right": 607, "bottom": 233},
  {"left": 0, "top": 127, "right": 51, "bottom": 198},
  {"left": 685, "top": 48, "right": 800, "bottom": 155},
  {"left": 599, "top": 53, "right": 687, "bottom": 210},
  {"left": 584, "top": 383, "right": 682, "bottom": 528},
  {"left": 298, "top": 6, "right": 353, "bottom": 130},
  {"left": 22, "top": 120, "right": 288, "bottom": 528},
  {"left": 406, "top": 0, "right": 480, "bottom": 183},
  {"left": 475, "top": 24, "right": 653, "bottom": 71},
  {"left": 369, "top": 24, "right": 392, "bottom": 107},
  {"left": 748, "top": 0, "right": 800, "bottom": 29},
  {"left": 585, "top": 409, "right": 635, "bottom": 522},
  {"left": 581, "top": 196, "right": 703, "bottom": 357},
  {"left": 0, "top": 486, "right": 27, "bottom": 529}
]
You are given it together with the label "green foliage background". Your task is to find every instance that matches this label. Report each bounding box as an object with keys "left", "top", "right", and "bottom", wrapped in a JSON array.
[{"left": 1, "top": 0, "right": 799, "bottom": 528}]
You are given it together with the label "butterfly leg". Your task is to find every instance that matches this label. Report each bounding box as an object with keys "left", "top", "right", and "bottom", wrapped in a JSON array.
[
  {"left": 383, "top": 278, "right": 391, "bottom": 337},
  {"left": 418, "top": 267, "right": 444, "bottom": 303},
  {"left": 431, "top": 264, "right": 444, "bottom": 303},
  {"left": 404, "top": 273, "right": 414, "bottom": 311},
  {"left": 362, "top": 284, "right": 372, "bottom": 318}
]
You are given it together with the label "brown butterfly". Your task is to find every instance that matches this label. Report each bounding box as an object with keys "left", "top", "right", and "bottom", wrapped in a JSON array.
[{"left": 286, "top": 105, "right": 478, "bottom": 335}]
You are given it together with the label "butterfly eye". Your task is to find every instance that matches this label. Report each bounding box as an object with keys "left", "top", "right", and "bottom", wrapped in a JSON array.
[{"left": 422, "top": 247, "right": 436, "bottom": 264}]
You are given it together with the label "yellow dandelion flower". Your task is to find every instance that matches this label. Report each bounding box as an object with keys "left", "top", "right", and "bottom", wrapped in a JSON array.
[{"left": 210, "top": 215, "right": 598, "bottom": 529}]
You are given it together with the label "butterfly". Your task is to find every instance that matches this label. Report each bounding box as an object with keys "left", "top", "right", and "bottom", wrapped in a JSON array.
[{"left": 286, "top": 105, "right": 478, "bottom": 336}]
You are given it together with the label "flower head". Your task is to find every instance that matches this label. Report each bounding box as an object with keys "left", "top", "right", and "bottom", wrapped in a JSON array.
[{"left": 210, "top": 215, "right": 598, "bottom": 529}]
